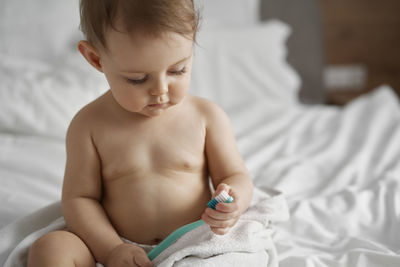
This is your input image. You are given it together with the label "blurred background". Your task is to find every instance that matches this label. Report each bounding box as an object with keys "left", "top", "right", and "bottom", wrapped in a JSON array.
[
  {"left": 261, "top": 0, "right": 400, "bottom": 105},
  {"left": 1, "top": 0, "right": 398, "bottom": 106}
]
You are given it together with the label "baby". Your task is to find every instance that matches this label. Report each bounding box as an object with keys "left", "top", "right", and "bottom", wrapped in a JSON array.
[{"left": 28, "top": 0, "right": 253, "bottom": 266}]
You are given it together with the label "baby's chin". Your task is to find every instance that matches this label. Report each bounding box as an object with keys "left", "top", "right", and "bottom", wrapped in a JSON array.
[
  {"left": 139, "top": 102, "right": 174, "bottom": 117},
  {"left": 143, "top": 109, "right": 164, "bottom": 117},
  {"left": 123, "top": 98, "right": 184, "bottom": 118}
]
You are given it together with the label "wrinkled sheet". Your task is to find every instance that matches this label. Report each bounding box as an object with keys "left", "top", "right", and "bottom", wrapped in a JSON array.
[
  {"left": 0, "top": 83, "right": 399, "bottom": 266},
  {"left": 238, "top": 86, "right": 400, "bottom": 267},
  {"left": 0, "top": 134, "right": 64, "bottom": 228}
]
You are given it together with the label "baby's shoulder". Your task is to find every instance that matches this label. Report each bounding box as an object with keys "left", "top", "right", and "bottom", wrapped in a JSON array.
[
  {"left": 188, "top": 95, "right": 230, "bottom": 125},
  {"left": 189, "top": 95, "right": 224, "bottom": 117},
  {"left": 67, "top": 93, "right": 107, "bottom": 134}
]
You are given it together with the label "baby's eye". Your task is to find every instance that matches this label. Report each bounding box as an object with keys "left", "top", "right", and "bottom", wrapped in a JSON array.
[
  {"left": 126, "top": 76, "right": 148, "bottom": 85},
  {"left": 168, "top": 67, "right": 187, "bottom": 76}
]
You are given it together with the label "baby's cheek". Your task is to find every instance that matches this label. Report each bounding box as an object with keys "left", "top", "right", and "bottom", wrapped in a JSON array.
[{"left": 172, "top": 79, "right": 190, "bottom": 98}]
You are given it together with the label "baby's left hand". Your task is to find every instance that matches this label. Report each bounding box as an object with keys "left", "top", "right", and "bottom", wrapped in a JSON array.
[{"left": 201, "top": 183, "right": 241, "bottom": 235}]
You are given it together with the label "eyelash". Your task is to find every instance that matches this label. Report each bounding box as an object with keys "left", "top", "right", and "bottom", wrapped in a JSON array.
[
  {"left": 169, "top": 67, "right": 187, "bottom": 76},
  {"left": 126, "top": 67, "right": 187, "bottom": 85},
  {"left": 127, "top": 77, "right": 147, "bottom": 85}
]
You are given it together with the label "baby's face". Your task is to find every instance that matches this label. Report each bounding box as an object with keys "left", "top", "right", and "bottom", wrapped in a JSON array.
[{"left": 100, "top": 29, "right": 194, "bottom": 118}]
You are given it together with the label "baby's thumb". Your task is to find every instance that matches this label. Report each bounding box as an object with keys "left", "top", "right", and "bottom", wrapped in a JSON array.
[{"left": 134, "top": 253, "right": 153, "bottom": 267}]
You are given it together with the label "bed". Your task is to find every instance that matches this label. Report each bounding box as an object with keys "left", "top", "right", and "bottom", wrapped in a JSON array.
[{"left": 1, "top": 0, "right": 399, "bottom": 266}]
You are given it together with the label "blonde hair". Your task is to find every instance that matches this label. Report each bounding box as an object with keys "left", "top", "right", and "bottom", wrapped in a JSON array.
[{"left": 79, "top": 0, "right": 200, "bottom": 49}]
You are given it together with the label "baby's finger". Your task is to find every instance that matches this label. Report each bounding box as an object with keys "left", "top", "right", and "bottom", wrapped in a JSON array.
[
  {"left": 202, "top": 213, "right": 237, "bottom": 228},
  {"left": 215, "top": 201, "right": 239, "bottom": 213},
  {"left": 211, "top": 226, "right": 231, "bottom": 235},
  {"left": 204, "top": 207, "right": 239, "bottom": 221},
  {"left": 206, "top": 217, "right": 236, "bottom": 228},
  {"left": 133, "top": 252, "right": 153, "bottom": 267}
]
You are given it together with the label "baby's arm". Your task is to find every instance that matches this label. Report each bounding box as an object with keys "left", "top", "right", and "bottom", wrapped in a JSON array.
[
  {"left": 62, "top": 111, "right": 152, "bottom": 266},
  {"left": 201, "top": 101, "right": 253, "bottom": 235}
]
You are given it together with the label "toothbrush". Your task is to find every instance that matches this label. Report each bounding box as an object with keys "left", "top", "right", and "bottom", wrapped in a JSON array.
[
  {"left": 147, "top": 190, "right": 234, "bottom": 261},
  {"left": 206, "top": 190, "right": 234, "bottom": 209}
]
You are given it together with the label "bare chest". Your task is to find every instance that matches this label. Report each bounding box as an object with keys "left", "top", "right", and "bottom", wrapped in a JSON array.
[{"left": 94, "top": 116, "right": 207, "bottom": 181}]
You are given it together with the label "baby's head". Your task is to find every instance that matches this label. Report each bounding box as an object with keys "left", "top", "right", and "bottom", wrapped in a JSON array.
[
  {"left": 78, "top": 0, "right": 200, "bottom": 117},
  {"left": 79, "top": 0, "right": 199, "bottom": 51}
]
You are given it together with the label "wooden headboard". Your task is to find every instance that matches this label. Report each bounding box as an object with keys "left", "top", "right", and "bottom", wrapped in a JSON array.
[{"left": 260, "top": 0, "right": 325, "bottom": 104}]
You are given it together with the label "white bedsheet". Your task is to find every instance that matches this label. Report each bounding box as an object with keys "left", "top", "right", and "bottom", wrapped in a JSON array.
[
  {"left": 0, "top": 134, "right": 64, "bottom": 228},
  {"left": 1, "top": 85, "right": 399, "bottom": 266},
  {"left": 248, "top": 86, "right": 400, "bottom": 267}
]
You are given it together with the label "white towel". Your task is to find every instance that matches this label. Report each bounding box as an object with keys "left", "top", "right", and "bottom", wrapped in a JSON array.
[{"left": 2, "top": 187, "right": 289, "bottom": 267}]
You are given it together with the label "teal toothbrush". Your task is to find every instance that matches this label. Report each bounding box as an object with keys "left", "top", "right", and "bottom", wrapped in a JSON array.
[{"left": 147, "top": 190, "right": 234, "bottom": 261}]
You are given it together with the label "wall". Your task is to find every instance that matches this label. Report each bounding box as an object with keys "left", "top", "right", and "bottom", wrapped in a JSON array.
[{"left": 322, "top": 0, "right": 400, "bottom": 105}]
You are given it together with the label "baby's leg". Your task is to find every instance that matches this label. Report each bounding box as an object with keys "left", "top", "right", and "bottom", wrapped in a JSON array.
[{"left": 28, "top": 230, "right": 95, "bottom": 267}]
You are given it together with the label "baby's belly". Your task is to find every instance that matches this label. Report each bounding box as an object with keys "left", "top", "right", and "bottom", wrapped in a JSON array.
[{"left": 102, "top": 171, "right": 211, "bottom": 245}]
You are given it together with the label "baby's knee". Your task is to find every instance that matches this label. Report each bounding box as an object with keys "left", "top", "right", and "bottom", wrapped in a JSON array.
[
  {"left": 28, "top": 230, "right": 94, "bottom": 267},
  {"left": 30, "top": 231, "right": 70, "bottom": 253},
  {"left": 28, "top": 231, "right": 66, "bottom": 266}
]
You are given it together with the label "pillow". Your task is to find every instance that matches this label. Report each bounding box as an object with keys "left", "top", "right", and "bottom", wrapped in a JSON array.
[
  {"left": 0, "top": 53, "right": 108, "bottom": 139},
  {"left": 0, "top": 0, "right": 260, "bottom": 63},
  {"left": 196, "top": 0, "right": 261, "bottom": 28},
  {"left": 190, "top": 20, "right": 301, "bottom": 113},
  {"left": 0, "top": 0, "right": 81, "bottom": 63}
]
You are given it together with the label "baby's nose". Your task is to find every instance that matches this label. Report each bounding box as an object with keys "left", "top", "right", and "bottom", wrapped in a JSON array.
[{"left": 150, "top": 80, "right": 168, "bottom": 96}]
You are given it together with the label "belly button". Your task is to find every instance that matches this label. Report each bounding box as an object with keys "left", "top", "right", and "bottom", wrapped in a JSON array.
[{"left": 153, "top": 238, "right": 162, "bottom": 244}]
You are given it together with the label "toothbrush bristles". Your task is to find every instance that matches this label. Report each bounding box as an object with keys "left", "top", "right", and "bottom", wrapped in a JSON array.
[{"left": 207, "top": 190, "right": 233, "bottom": 209}]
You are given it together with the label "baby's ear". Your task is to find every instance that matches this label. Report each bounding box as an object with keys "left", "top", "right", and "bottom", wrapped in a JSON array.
[{"left": 77, "top": 40, "right": 103, "bottom": 72}]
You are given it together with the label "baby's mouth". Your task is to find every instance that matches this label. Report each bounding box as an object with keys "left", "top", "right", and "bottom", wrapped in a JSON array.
[{"left": 147, "top": 102, "right": 167, "bottom": 108}]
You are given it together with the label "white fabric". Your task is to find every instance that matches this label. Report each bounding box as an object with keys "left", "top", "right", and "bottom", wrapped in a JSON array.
[
  {"left": 0, "top": 135, "right": 64, "bottom": 228},
  {"left": 196, "top": 0, "right": 261, "bottom": 29},
  {"left": 151, "top": 187, "right": 288, "bottom": 267},
  {"left": 192, "top": 20, "right": 301, "bottom": 111},
  {"left": 0, "top": 54, "right": 108, "bottom": 139},
  {"left": 0, "top": 0, "right": 81, "bottom": 62},
  {"left": 267, "top": 87, "right": 400, "bottom": 267},
  {"left": 2, "top": 188, "right": 289, "bottom": 267},
  {"left": 0, "top": 202, "right": 62, "bottom": 265}
]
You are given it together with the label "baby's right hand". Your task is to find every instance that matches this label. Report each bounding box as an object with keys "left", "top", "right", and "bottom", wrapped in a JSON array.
[{"left": 105, "top": 243, "right": 154, "bottom": 267}]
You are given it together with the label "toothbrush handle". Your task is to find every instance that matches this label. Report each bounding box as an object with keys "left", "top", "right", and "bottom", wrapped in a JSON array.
[
  {"left": 147, "top": 219, "right": 205, "bottom": 261},
  {"left": 147, "top": 193, "right": 234, "bottom": 261}
]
